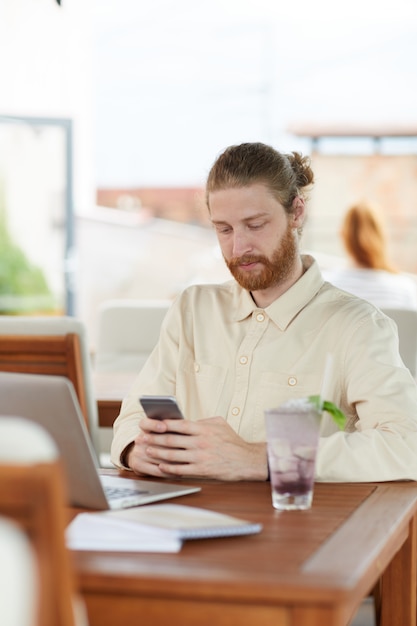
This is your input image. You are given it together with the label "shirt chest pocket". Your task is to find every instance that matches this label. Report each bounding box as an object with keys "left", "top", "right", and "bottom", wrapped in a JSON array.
[{"left": 177, "top": 360, "right": 227, "bottom": 419}]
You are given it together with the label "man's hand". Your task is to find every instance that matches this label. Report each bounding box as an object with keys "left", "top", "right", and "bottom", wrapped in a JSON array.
[{"left": 126, "top": 415, "right": 268, "bottom": 481}]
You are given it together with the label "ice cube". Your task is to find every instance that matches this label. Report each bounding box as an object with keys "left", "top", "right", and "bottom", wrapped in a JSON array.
[
  {"left": 269, "top": 438, "right": 292, "bottom": 458},
  {"left": 279, "top": 471, "right": 300, "bottom": 485},
  {"left": 276, "top": 456, "right": 299, "bottom": 473},
  {"left": 294, "top": 445, "right": 316, "bottom": 461}
]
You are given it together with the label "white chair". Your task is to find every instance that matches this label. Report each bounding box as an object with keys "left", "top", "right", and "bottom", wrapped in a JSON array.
[
  {"left": 381, "top": 308, "right": 417, "bottom": 377},
  {"left": 0, "top": 315, "right": 100, "bottom": 457},
  {"left": 0, "top": 416, "right": 88, "bottom": 626},
  {"left": 0, "top": 516, "right": 37, "bottom": 626},
  {"left": 94, "top": 300, "right": 171, "bottom": 464},
  {"left": 94, "top": 299, "right": 171, "bottom": 372}
]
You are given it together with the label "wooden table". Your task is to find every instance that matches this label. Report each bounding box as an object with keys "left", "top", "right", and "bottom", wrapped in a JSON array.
[{"left": 71, "top": 476, "right": 417, "bottom": 626}]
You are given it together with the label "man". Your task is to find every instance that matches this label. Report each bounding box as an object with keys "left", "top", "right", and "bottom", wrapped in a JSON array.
[{"left": 111, "top": 142, "right": 417, "bottom": 482}]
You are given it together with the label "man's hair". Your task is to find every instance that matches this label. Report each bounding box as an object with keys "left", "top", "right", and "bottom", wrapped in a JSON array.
[
  {"left": 341, "top": 202, "right": 397, "bottom": 273},
  {"left": 205, "top": 142, "right": 314, "bottom": 216}
]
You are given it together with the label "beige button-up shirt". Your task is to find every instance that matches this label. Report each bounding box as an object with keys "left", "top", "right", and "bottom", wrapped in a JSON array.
[{"left": 111, "top": 255, "right": 417, "bottom": 482}]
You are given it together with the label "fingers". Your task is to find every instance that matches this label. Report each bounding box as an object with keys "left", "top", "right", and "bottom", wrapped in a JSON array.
[
  {"left": 142, "top": 431, "right": 190, "bottom": 449},
  {"left": 139, "top": 416, "right": 168, "bottom": 434},
  {"left": 145, "top": 441, "right": 190, "bottom": 463},
  {"left": 139, "top": 416, "right": 195, "bottom": 435},
  {"left": 129, "top": 440, "right": 175, "bottom": 478},
  {"left": 131, "top": 428, "right": 193, "bottom": 477}
]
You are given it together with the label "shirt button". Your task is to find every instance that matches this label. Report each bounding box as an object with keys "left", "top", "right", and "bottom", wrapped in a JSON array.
[
  {"left": 194, "top": 363, "right": 200, "bottom": 372},
  {"left": 288, "top": 376, "right": 297, "bottom": 386},
  {"left": 239, "top": 356, "right": 248, "bottom": 365},
  {"left": 256, "top": 313, "right": 265, "bottom": 322},
  {"left": 231, "top": 407, "right": 240, "bottom": 416}
]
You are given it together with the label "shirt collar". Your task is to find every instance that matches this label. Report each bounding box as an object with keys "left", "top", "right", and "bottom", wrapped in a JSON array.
[{"left": 232, "top": 255, "right": 324, "bottom": 327}]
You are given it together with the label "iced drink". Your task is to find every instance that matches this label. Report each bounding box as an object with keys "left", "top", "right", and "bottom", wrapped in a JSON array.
[{"left": 265, "top": 398, "right": 321, "bottom": 511}]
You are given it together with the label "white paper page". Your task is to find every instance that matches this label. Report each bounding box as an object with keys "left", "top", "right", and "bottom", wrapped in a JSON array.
[{"left": 66, "top": 512, "right": 182, "bottom": 553}]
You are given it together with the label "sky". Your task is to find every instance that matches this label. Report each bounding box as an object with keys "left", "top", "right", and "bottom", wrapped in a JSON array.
[{"left": 92, "top": 0, "right": 417, "bottom": 187}]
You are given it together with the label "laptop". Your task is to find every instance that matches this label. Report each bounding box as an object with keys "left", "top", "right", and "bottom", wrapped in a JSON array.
[{"left": 0, "top": 372, "right": 201, "bottom": 509}]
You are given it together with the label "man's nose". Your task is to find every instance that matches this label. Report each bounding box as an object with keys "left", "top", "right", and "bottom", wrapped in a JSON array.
[{"left": 232, "top": 231, "right": 252, "bottom": 258}]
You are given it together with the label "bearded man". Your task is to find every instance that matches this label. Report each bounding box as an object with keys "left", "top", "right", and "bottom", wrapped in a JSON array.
[{"left": 111, "top": 142, "right": 417, "bottom": 482}]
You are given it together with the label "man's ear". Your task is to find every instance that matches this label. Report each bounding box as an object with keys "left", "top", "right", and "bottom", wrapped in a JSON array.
[{"left": 291, "top": 196, "right": 305, "bottom": 227}]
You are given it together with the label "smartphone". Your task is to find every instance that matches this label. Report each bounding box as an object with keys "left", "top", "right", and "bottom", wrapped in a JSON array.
[{"left": 139, "top": 395, "right": 185, "bottom": 420}]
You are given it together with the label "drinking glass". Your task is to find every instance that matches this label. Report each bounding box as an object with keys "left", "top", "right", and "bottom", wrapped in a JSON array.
[{"left": 265, "top": 398, "right": 321, "bottom": 511}]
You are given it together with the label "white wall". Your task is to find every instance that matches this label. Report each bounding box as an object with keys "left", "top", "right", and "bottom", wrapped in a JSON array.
[{"left": 0, "top": 0, "right": 95, "bottom": 214}]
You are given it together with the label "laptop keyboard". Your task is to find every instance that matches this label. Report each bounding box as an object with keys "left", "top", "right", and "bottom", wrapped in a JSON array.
[{"left": 104, "top": 485, "right": 149, "bottom": 499}]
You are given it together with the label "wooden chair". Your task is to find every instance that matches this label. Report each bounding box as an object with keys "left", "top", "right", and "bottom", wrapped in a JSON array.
[
  {"left": 0, "top": 416, "right": 83, "bottom": 626},
  {"left": 0, "top": 316, "right": 99, "bottom": 455},
  {"left": 0, "top": 333, "right": 88, "bottom": 426}
]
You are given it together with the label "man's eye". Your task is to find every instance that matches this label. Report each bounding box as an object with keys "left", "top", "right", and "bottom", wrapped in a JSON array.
[
  {"left": 248, "top": 222, "right": 264, "bottom": 230},
  {"left": 216, "top": 226, "right": 232, "bottom": 234}
]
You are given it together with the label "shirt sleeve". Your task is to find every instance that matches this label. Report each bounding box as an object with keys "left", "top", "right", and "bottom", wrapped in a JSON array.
[
  {"left": 110, "top": 299, "right": 181, "bottom": 469},
  {"left": 315, "top": 312, "right": 417, "bottom": 482}
]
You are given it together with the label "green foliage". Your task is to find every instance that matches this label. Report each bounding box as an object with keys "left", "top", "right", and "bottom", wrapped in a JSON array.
[{"left": 0, "top": 190, "right": 54, "bottom": 313}]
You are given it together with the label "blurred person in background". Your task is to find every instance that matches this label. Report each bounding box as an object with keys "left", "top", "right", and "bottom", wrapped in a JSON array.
[{"left": 323, "top": 202, "right": 417, "bottom": 310}]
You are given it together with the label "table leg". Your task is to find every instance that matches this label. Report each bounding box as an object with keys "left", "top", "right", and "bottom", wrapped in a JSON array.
[{"left": 379, "top": 514, "right": 417, "bottom": 626}]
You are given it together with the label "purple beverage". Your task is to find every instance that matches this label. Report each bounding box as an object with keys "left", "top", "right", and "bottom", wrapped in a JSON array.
[{"left": 265, "top": 399, "right": 321, "bottom": 510}]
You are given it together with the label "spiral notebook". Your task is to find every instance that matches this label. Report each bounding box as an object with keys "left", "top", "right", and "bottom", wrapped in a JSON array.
[{"left": 66, "top": 503, "right": 262, "bottom": 553}]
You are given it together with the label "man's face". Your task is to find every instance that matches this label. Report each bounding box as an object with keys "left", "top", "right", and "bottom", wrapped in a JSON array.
[{"left": 209, "top": 184, "right": 301, "bottom": 292}]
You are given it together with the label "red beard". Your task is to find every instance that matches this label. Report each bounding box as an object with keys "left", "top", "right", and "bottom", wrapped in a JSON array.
[{"left": 226, "top": 223, "right": 298, "bottom": 291}]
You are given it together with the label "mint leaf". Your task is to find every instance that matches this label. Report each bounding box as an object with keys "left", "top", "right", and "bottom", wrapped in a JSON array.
[
  {"left": 322, "top": 400, "right": 346, "bottom": 430},
  {"left": 309, "top": 394, "right": 322, "bottom": 412},
  {"left": 308, "top": 395, "right": 346, "bottom": 430}
]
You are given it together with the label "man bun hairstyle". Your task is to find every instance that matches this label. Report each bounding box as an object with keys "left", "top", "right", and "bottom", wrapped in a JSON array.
[
  {"left": 286, "top": 151, "right": 315, "bottom": 193},
  {"left": 206, "top": 142, "right": 314, "bottom": 216}
]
